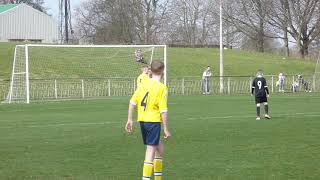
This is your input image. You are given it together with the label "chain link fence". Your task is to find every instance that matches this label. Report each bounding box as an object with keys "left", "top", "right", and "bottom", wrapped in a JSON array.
[{"left": 0, "top": 75, "right": 318, "bottom": 102}]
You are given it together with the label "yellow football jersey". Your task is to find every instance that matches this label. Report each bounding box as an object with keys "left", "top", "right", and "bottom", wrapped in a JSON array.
[
  {"left": 130, "top": 79, "right": 168, "bottom": 122},
  {"left": 137, "top": 73, "right": 150, "bottom": 88}
]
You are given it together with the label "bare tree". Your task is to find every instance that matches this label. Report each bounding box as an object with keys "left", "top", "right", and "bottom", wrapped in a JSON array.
[
  {"left": 167, "top": 0, "right": 217, "bottom": 45},
  {"left": 131, "top": 0, "right": 169, "bottom": 43},
  {"left": 224, "top": 0, "right": 271, "bottom": 52},
  {"left": 283, "top": 0, "right": 320, "bottom": 58},
  {"left": 0, "top": 0, "right": 11, "bottom": 3},
  {"left": 263, "top": 0, "right": 291, "bottom": 56},
  {"left": 5, "top": 0, "right": 47, "bottom": 12},
  {"left": 74, "top": 0, "right": 320, "bottom": 55},
  {"left": 75, "top": 0, "right": 168, "bottom": 44},
  {"left": 76, "top": 0, "right": 137, "bottom": 44}
]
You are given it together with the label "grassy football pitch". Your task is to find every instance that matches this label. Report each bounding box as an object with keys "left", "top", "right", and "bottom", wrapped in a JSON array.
[{"left": 0, "top": 94, "right": 320, "bottom": 180}]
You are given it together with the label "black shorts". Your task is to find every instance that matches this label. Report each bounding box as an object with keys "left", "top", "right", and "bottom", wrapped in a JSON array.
[
  {"left": 255, "top": 96, "right": 268, "bottom": 104},
  {"left": 140, "top": 122, "right": 161, "bottom": 145}
]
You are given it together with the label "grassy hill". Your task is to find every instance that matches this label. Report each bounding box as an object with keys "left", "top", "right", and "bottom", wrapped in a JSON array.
[{"left": 0, "top": 43, "right": 316, "bottom": 80}]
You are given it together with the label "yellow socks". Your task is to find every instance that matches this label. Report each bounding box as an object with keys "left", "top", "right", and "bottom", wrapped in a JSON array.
[
  {"left": 142, "top": 158, "right": 163, "bottom": 180},
  {"left": 154, "top": 157, "right": 163, "bottom": 180},
  {"left": 142, "top": 161, "right": 153, "bottom": 180}
]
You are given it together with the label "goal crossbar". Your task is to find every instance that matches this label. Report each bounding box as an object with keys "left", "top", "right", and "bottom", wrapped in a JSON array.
[{"left": 25, "top": 44, "right": 167, "bottom": 48}]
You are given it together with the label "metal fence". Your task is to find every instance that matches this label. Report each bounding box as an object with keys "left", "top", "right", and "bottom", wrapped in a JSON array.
[{"left": 0, "top": 75, "right": 318, "bottom": 102}]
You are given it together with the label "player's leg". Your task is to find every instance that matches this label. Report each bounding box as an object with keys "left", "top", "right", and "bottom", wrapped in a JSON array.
[
  {"left": 255, "top": 97, "right": 261, "bottom": 120},
  {"left": 205, "top": 79, "right": 208, "bottom": 94},
  {"left": 143, "top": 145, "right": 156, "bottom": 180},
  {"left": 263, "top": 98, "right": 271, "bottom": 119},
  {"left": 140, "top": 122, "right": 155, "bottom": 180},
  {"left": 154, "top": 142, "right": 164, "bottom": 180},
  {"left": 207, "top": 78, "right": 210, "bottom": 94},
  {"left": 202, "top": 79, "right": 206, "bottom": 94},
  {"left": 141, "top": 122, "right": 161, "bottom": 180},
  {"left": 256, "top": 103, "right": 261, "bottom": 120}
]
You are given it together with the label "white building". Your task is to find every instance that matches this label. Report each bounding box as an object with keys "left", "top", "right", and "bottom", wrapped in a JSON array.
[{"left": 0, "top": 4, "right": 58, "bottom": 43}]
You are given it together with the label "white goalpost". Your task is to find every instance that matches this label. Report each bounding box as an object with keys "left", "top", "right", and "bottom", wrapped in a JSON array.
[{"left": 5, "top": 44, "right": 167, "bottom": 104}]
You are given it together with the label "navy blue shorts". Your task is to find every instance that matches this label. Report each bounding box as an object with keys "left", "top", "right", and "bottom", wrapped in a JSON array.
[
  {"left": 255, "top": 96, "right": 268, "bottom": 104},
  {"left": 140, "top": 122, "right": 161, "bottom": 145}
]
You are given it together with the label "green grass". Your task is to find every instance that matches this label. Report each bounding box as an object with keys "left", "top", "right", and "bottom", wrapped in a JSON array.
[
  {"left": 0, "top": 95, "right": 320, "bottom": 179},
  {"left": 0, "top": 43, "right": 316, "bottom": 80}
]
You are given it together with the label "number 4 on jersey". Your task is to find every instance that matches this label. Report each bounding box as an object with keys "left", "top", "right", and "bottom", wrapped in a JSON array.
[{"left": 141, "top": 92, "right": 149, "bottom": 111}]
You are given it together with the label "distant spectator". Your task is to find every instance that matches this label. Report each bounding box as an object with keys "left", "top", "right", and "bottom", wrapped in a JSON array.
[
  {"left": 135, "top": 49, "right": 147, "bottom": 64},
  {"left": 202, "top": 66, "right": 212, "bottom": 94},
  {"left": 298, "top": 75, "right": 311, "bottom": 92},
  {"left": 278, "top": 72, "right": 285, "bottom": 92},
  {"left": 292, "top": 80, "right": 299, "bottom": 92}
]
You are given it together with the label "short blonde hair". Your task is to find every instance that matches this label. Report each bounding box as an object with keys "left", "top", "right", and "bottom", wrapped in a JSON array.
[{"left": 151, "top": 60, "right": 164, "bottom": 75}]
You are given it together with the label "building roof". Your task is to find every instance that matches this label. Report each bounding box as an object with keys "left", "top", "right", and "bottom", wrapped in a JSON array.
[{"left": 0, "top": 4, "right": 17, "bottom": 14}]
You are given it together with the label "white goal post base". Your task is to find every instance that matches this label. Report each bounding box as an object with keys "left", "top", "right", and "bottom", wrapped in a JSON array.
[{"left": 4, "top": 44, "right": 167, "bottom": 104}]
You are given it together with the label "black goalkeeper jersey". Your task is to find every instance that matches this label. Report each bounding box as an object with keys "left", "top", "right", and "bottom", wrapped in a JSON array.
[{"left": 252, "top": 77, "right": 269, "bottom": 97}]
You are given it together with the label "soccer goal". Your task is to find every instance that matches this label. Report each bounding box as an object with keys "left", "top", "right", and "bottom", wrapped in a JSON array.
[{"left": 5, "top": 44, "right": 167, "bottom": 103}]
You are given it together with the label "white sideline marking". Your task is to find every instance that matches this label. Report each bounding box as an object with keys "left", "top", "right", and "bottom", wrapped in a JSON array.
[
  {"left": 0, "top": 121, "right": 120, "bottom": 129},
  {"left": 27, "top": 121, "right": 120, "bottom": 128},
  {"left": 187, "top": 112, "right": 320, "bottom": 120},
  {"left": 305, "top": 114, "right": 320, "bottom": 117},
  {"left": 1, "top": 112, "right": 319, "bottom": 129}
]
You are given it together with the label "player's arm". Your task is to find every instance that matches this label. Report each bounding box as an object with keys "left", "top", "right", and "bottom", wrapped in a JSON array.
[
  {"left": 126, "top": 103, "right": 135, "bottom": 133},
  {"left": 161, "top": 112, "right": 171, "bottom": 139},
  {"left": 125, "top": 90, "right": 138, "bottom": 133},
  {"left": 264, "top": 79, "right": 270, "bottom": 96},
  {"left": 251, "top": 79, "right": 255, "bottom": 95},
  {"left": 159, "top": 87, "right": 171, "bottom": 139}
]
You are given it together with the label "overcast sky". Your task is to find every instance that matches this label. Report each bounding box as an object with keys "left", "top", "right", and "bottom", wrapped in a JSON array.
[{"left": 45, "top": 0, "right": 83, "bottom": 18}]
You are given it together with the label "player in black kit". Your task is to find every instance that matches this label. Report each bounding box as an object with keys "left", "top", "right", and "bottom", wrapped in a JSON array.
[{"left": 251, "top": 70, "right": 271, "bottom": 120}]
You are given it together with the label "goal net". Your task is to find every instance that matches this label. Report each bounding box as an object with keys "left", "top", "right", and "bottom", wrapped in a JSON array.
[{"left": 5, "top": 44, "right": 167, "bottom": 103}]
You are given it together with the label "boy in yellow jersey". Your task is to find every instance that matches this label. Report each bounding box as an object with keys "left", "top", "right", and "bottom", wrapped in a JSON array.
[
  {"left": 137, "top": 66, "right": 151, "bottom": 88},
  {"left": 125, "top": 60, "right": 171, "bottom": 180}
]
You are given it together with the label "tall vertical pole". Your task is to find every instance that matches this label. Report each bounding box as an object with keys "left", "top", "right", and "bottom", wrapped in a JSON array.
[
  {"left": 8, "top": 46, "right": 18, "bottom": 103},
  {"left": 219, "top": 0, "right": 224, "bottom": 93},
  {"left": 25, "top": 45, "right": 30, "bottom": 104},
  {"left": 64, "top": 0, "right": 69, "bottom": 43}
]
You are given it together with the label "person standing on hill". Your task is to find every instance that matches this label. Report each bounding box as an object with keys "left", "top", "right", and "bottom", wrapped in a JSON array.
[
  {"left": 202, "top": 66, "right": 212, "bottom": 95},
  {"left": 278, "top": 72, "right": 286, "bottom": 92}
]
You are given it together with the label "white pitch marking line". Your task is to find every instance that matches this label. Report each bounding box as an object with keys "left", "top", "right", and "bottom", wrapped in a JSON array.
[
  {"left": 0, "top": 121, "right": 120, "bottom": 129},
  {"left": 27, "top": 121, "right": 120, "bottom": 128},
  {"left": 1, "top": 112, "right": 320, "bottom": 129},
  {"left": 305, "top": 114, "right": 320, "bottom": 117},
  {"left": 187, "top": 112, "right": 320, "bottom": 120}
]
